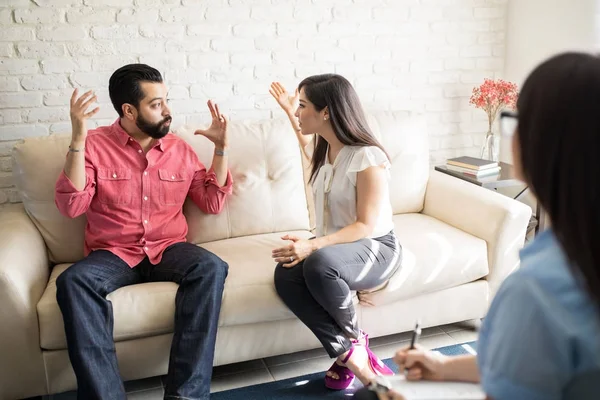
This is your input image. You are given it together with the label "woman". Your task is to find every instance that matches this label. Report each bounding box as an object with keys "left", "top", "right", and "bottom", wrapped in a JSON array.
[
  {"left": 269, "top": 75, "right": 402, "bottom": 389},
  {"left": 359, "top": 52, "right": 600, "bottom": 399}
]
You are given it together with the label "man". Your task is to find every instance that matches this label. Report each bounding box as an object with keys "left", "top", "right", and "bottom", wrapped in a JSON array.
[{"left": 54, "top": 63, "right": 232, "bottom": 400}]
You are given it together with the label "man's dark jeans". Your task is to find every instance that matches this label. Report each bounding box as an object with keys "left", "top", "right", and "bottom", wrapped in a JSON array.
[{"left": 56, "top": 242, "right": 228, "bottom": 400}]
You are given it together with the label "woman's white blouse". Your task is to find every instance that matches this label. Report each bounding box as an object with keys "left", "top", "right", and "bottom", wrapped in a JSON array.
[{"left": 305, "top": 141, "right": 395, "bottom": 238}]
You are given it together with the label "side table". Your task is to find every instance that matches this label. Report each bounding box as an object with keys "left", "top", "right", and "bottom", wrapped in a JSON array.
[{"left": 435, "top": 162, "right": 543, "bottom": 237}]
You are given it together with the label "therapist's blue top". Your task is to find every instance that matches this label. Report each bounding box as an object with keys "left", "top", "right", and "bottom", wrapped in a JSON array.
[{"left": 478, "top": 228, "right": 600, "bottom": 400}]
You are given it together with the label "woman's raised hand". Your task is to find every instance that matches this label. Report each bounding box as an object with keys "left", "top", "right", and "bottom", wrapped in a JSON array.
[{"left": 269, "top": 82, "right": 299, "bottom": 115}]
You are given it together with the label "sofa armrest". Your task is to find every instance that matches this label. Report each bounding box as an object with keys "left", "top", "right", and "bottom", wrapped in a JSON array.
[
  {"left": 0, "top": 204, "right": 50, "bottom": 399},
  {"left": 422, "top": 170, "right": 532, "bottom": 301}
]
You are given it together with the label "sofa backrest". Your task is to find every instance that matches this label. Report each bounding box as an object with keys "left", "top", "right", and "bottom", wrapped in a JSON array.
[
  {"left": 11, "top": 111, "right": 428, "bottom": 265},
  {"left": 12, "top": 118, "right": 311, "bottom": 264}
]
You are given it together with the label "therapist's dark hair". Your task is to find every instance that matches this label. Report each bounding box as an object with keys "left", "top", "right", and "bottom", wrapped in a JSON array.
[{"left": 516, "top": 51, "right": 600, "bottom": 309}]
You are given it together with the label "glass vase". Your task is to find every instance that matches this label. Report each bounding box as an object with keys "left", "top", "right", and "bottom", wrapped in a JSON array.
[{"left": 480, "top": 130, "right": 500, "bottom": 161}]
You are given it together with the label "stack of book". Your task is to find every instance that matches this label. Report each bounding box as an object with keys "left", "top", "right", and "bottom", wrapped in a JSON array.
[{"left": 445, "top": 156, "right": 501, "bottom": 177}]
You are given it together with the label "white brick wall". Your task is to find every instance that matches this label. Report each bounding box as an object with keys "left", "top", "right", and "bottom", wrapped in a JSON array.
[{"left": 0, "top": 0, "right": 509, "bottom": 205}]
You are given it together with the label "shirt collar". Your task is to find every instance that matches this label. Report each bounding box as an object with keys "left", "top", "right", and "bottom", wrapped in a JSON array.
[
  {"left": 111, "top": 118, "right": 165, "bottom": 152},
  {"left": 154, "top": 137, "right": 165, "bottom": 152}
]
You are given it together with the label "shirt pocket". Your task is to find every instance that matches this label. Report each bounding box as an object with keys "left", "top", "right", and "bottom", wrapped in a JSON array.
[
  {"left": 97, "top": 167, "right": 133, "bottom": 205},
  {"left": 158, "top": 169, "right": 188, "bottom": 206}
]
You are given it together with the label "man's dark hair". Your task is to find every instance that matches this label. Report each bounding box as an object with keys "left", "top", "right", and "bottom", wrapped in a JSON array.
[{"left": 108, "top": 64, "right": 163, "bottom": 117}]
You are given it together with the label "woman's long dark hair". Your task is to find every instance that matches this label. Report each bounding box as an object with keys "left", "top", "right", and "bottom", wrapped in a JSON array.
[
  {"left": 517, "top": 52, "right": 600, "bottom": 309},
  {"left": 298, "top": 74, "right": 390, "bottom": 183}
]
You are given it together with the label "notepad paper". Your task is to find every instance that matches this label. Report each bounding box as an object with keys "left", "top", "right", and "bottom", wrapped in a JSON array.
[{"left": 383, "top": 375, "right": 486, "bottom": 400}]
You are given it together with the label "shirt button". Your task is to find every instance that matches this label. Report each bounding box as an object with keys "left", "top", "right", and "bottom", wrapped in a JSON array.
[
  {"left": 144, "top": 196, "right": 148, "bottom": 201},
  {"left": 144, "top": 246, "right": 148, "bottom": 251},
  {"left": 138, "top": 149, "right": 142, "bottom": 153},
  {"left": 171, "top": 175, "right": 175, "bottom": 180},
  {"left": 144, "top": 220, "right": 148, "bottom": 224},
  {"left": 112, "top": 173, "right": 117, "bottom": 178},
  {"left": 144, "top": 171, "right": 148, "bottom": 176}
]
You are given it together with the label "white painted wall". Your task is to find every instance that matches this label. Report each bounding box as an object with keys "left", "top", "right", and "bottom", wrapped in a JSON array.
[
  {"left": 500, "top": 0, "right": 598, "bottom": 231},
  {"left": 500, "top": 0, "right": 598, "bottom": 164},
  {"left": 0, "top": 0, "right": 508, "bottom": 205}
]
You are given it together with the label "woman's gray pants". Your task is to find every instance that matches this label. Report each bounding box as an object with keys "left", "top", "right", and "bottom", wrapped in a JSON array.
[{"left": 274, "top": 231, "right": 401, "bottom": 358}]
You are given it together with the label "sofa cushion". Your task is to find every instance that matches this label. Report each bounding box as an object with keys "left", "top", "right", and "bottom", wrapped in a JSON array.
[
  {"left": 12, "top": 135, "right": 87, "bottom": 264},
  {"left": 12, "top": 118, "right": 310, "bottom": 264},
  {"left": 298, "top": 110, "right": 429, "bottom": 231},
  {"left": 178, "top": 119, "right": 311, "bottom": 244},
  {"left": 366, "top": 111, "right": 429, "bottom": 214},
  {"left": 38, "top": 231, "right": 319, "bottom": 350},
  {"left": 358, "top": 213, "right": 489, "bottom": 306},
  {"left": 37, "top": 212, "right": 485, "bottom": 350}
]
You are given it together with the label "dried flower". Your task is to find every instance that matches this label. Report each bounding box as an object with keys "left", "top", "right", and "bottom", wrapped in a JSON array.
[{"left": 469, "top": 78, "right": 518, "bottom": 133}]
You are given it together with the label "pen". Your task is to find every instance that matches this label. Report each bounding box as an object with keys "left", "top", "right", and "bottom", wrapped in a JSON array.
[
  {"left": 404, "top": 320, "right": 422, "bottom": 377},
  {"left": 409, "top": 319, "right": 421, "bottom": 349}
]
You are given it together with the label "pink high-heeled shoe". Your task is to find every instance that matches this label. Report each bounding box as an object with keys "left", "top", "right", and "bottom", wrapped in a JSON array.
[
  {"left": 325, "top": 331, "right": 371, "bottom": 390},
  {"left": 325, "top": 332, "right": 394, "bottom": 390},
  {"left": 365, "top": 346, "right": 394, "bottom": 377},
  {"left": 325, "top": 347, "right": 356, "bottom": 390}
]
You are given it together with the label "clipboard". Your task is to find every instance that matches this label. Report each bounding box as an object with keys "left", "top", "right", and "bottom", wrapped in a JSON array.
[{"left": 382, "top": 375, "right": 485, "bottom": 400}]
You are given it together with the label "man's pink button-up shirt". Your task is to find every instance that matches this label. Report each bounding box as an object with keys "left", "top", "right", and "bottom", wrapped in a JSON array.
[{"left": 55, "top": 119, "right": 233, "bottom": 267}]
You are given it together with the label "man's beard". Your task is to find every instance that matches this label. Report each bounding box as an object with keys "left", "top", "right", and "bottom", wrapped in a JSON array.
[{"left": 136, "top": 114, "right": 172, "bottom": 139}]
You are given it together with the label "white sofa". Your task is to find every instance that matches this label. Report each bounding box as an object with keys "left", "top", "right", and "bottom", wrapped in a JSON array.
[{"left": 0, "top": 111, "right": 531, "bottom": 399}]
